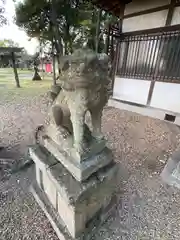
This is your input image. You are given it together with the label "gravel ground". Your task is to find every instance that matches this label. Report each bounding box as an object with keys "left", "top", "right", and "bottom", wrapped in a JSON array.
[{"left": 1, "top": 95, "right": 180, "bottom": 239}]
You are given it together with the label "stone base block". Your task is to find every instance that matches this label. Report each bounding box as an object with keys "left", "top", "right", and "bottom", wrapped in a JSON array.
[
  {"left": 29, "top": 145, "right": 119, "bottom": 239},
  {"left": 161, "top": 150, "right": 180, "bottom": 189},
  {"left": 45, "top": 124, "right": 107, "bottom": 162},
  {"left": 43, "top": 137, "right": 113, "bottom": 181},
  {"left": 30, "top": 182, "right": 71, "bottom": 240}
]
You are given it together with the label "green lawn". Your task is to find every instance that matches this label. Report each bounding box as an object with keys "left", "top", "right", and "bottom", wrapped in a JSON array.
[
  {"left": 0, "top": 69, "right": 52, "bottom": 104},
  {"left": 0, "top": 79, "right": 51, "bottom": 102},
  {"left": 1, "top": 68, "right": 33, "bottom": 74}
]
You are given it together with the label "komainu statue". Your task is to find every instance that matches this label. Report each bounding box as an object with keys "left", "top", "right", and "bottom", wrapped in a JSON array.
[
  {"left": 30, "top": 50, "right": 118, "bottom": 240},
  {"left": 37, "top": 49, "right": 110, "bottom": 160}
]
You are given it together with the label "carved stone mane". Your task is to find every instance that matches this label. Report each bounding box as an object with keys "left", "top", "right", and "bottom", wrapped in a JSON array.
[{"left": 59, "top": 49, "right": 110, "bottom": 90}]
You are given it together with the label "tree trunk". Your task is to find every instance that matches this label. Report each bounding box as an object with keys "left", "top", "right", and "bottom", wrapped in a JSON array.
[
  {"left": 51, "top": 0, "right": 63, "bottom": 76},
  {"left": 105, "top": 24, "right": 111, "bottom": 54},
  {"left": 95, "top": 9, "right": 102, "bottom": 53},
  {"left": 52, "top": 41, "right": 56, "bottom": 85},
  {"left": 64, "top": 41, "right": 68, "bottom": 55},
  {"left": 91, "top": 9, "right": 97, "bottom": 51},
  {"left": 110, "top": 30, "right": 114, "bottom": 61},
  {"left": 52, "top": 55, "right": 56, "bottom": 85},
  {"left": 69, "top": 39, "right": 73, "bottom": 54},
  {"left": 64, "top": 19, "right": 73, "bottom": 55},
  {"left": 40, "top": 44, "right": 44, "bottom": 80},
  {"left": 51, "top": 0, "right": 63, "bottom": 56},
  {"left": 32, "top": 65, "right": 42, "bottom": 81},
  {"left": 11, "top": 52, "right": 20, "bottom": 88}
]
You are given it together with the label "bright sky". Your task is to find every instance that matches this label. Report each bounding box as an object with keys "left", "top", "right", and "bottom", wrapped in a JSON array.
[{"left": 0, "top": 0, "right": 39, "bottom": 55}]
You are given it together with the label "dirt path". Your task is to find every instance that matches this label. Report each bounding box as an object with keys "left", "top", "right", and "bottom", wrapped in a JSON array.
[{"left": 1, "top": 96, "right": 180, "bottom": 239}]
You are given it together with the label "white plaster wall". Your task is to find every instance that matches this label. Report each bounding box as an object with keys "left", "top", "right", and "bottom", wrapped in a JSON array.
[
  {"left": 113, "top": 77, "right": 150, "bottom": 105},
  {"left": 171, "top": 6, "right": 180, "bottom": 25},
  {"left": 123, "top": 10, "right": 168, "bottom": 32},
  {"left": 125, "top": 0, "right": 170, "bottom": 15},
  {"left": 150, "top": 82, "right": 180, "bottom": 113}
]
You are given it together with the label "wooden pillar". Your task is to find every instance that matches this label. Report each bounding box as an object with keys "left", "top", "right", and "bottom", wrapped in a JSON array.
[
  {"left": 118, "top": 4, "right": 125, "bottom": 33},
  {"left": 111, "top": 3, "right": 125, "bottom": 91},
  {"left": 166, "top": 0, "right": 176, "bottom": 26},
  {"left": 11, "top": 52, "right": 20, "bottom": 88}
]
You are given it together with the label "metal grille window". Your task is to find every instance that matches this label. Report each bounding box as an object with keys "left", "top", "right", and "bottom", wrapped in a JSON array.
[{"left": 116, "top": 28, "right": 180, "bottom": 82}]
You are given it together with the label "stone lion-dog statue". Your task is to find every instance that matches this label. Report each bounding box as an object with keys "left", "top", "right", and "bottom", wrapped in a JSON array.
[{"left": 37, "top": 49, "right": 110, "bottom": 155}]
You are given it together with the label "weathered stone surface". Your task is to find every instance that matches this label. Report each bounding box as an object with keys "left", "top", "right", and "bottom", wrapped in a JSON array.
[
  {"left": 30, "top": 49, "right": 117, "bottom": 240},
  {"left": 36, "top": 49, "right": 110, "bottom": 159},
  {"left": 43, "top": 137, "right": 113, "bottom": 181},
  {"left": 45, "top": 124, "right": 107, "bottom": 162},
  {"left": 57, "top": 192, "right": 86, "bottom": 238},
  {"left": 100, "top": 195, "right": 117, "bottom": 222},
  {"left": 31, "top": 180, "right": 118, "bottom": 240},
  {"left": 30, "top": 182, "right": 72, "bottom": 240},
  {"left": 43, "top": 171, "right": 57, "bottom": 209},
  {"left": 29, "top": 145, "right": 119, "bottom": 239},
  {"left": 29, "top": 145, "right": 58, "bottom": 171},
  {"left": 29, "top": 145, "right": 59, "bottom": 189},
  {"left": 35, "top": 165, "right": 42, "bottom": 188},
  {"left": 30, "top": 145, "right": 117, "bottom": 203},
  {"left": 161, "top": 150, "right": 180, "bottom": 189}
]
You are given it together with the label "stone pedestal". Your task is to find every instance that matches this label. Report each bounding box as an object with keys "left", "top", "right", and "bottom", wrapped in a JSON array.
[
  {"left": 42, "top": 136, "right": 113, "bottom": 182},
  {"left": 161, "top": 150, "right": 180, "bottom": 189},
  {"left": 29, "top": 145, "right": 119, "bottom": 240},
  {"left": 30, "top": 49, "right": 119, "bottom": 239}
]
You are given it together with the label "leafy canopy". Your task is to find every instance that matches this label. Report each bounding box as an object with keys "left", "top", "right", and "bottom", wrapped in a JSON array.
[
  {"left": 0, "top": 0, "right": 7, "bottom": 27},
  {"left": 15, "top": 0, "right": 114, "bottom": 54}
]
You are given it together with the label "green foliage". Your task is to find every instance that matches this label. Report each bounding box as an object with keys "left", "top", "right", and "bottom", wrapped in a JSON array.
[
  {"left": 0, "top": 0, "right": 7, "bottom": 27},
  {"left": 15, "top": 0, "right": 116, "bottom": 55},
  {"left": 0, "top": 40, "right": 6, "bottom": 47},
  {"left": 0, "top": 39, "right": 19, "bottom": 47}
]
